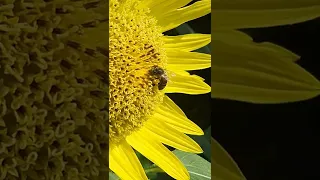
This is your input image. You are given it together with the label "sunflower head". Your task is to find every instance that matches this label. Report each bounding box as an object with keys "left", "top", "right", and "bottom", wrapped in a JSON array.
[
  {"left": 109, "top": 0, "right": 211, "bottom": 180},
  {"left": 109, "top": 0, "right": 168, "bottom": 145}
]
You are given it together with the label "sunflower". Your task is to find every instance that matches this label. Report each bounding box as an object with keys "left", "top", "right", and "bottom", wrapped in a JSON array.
[{"left": 109, "top": 0, "right": 211, "bottom": 179}]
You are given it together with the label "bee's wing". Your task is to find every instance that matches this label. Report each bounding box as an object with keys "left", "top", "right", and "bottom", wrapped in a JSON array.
[{"left": 165, "top": 70, "right": 176, "bottom": 83}]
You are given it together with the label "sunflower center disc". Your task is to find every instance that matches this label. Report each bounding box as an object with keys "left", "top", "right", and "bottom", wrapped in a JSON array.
[{"left": 109, "top": 0, "right": 166, "bottom": 145}]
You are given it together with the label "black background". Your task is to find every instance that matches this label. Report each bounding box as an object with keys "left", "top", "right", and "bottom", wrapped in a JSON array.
[{"left": 211, "top": 17, "right": 320, "bottom": 180}]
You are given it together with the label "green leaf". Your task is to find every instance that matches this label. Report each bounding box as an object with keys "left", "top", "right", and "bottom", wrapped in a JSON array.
[
  {"left": 173, "top": 150, "right": 211, "bottom": 180},
  {"left": 109, "top": 171, "right": 120, "bottom": 180},
  {"left": 211, "top": 30, "right": 320, "bottom": 103},
  {"left": 211, "top": 138, "right": 246, "bottom": 180},
  {"left": 136, "top": 151, "right": 153, "bottom": 169},
  {"left": 146, "top": 172, "right": 158, "bottom": 180},
  {"left": 212, "top": 0, "right": 320, "bottom": 29},
  {"left": 136, "top": 151, "right": 160, "bottom": 179},
  {"left": 190, "top": 135, "right": 211, "bottom": 162},
  {"left": 176, "top": 23, "right": 195, "bottom": 34},
  {"left": 190, "top": 126, "right": 212, "bottom": 161}
]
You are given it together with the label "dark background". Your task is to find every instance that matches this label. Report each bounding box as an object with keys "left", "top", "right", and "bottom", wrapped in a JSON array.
[{"left": 211, "top": 17, "right": 320, "bottom": 180}]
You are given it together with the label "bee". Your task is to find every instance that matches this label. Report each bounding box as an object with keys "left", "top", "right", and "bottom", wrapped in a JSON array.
[{"left": 149, "top": 65, "right": 169, "bottom": 90}]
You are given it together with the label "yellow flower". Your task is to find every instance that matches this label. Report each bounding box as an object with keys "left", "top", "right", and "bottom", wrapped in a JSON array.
[{"left": 109, "top": 0, "right": 211, "bottom": 179}]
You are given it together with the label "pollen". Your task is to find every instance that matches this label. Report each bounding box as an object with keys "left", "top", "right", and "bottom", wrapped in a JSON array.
[{"left": 109, "top": 0, "right": 167, "bottom": 144}]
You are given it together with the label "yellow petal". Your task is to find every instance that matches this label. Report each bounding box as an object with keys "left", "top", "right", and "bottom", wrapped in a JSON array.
[
  {"left": 166, "top": 49, "right": 211, "bottom": 71},
  {"left": 212, "top": 30, "right": 300, "bottom": 62},
  {"left": 255, "top": 42, "right": 300, "bottom": 62},
  {"left": 155, "top": 96, "right": 204, "bottom": 135},
  {"left": 213, "top": 30, "right": 316, "bottom": 83},
  {"left": 212, "top": 138, "right": 246, "bottom": 180},
  {"left": 143, "top": 0, "right": 192, "bottom": 17},
  {"left": 163, "top": 34, "right": 211, "bottom": 52},
  {"left": 127, "top": 131, "right": 190, "bottom": 180},
  {"left": 145, "top": 118, "right": 203, "bottom": 153},
  {"left": 212, "top": 0, "right": 320, "bottom": 29},
  {"left": 212, "top": 80, "right": 320, "bottom": 103},
  {"left": 158, "top": 0, "right": 211, "bottom": 32},
  {"left": 109, "top": 142, "right": 148, "bottom": 180},
  {"left": 163, "top": 95, "right": 185, "bottom": 116},
  {"left": 165, "top": 71, "right": 211, "bottom": 94},
  {"left": 212, "top": 30, "right": 253, "bottom": 44},
  {"left": 212, "top": 35, "right": 320, "bottom": 103}
]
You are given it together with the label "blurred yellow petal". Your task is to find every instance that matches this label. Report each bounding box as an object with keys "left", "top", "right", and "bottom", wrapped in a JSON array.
[
  {"left": 127, "top": 131, "right": 189, "bottom": 180},
  {"left": 158, "top": 0, "right": 211, "bottom": 32},
  {"left": 212, "top": 30, "right": 253, "bottom": 44},
  {"left": 211, "top": 34, "right": 320, "bottom": 103},
  {"left": 110, "top": 142, "right": 148, "bottom": 180},
  {"left": 212, "top": 30, "right": 300, "bottom": 62},
  {"left": 212, "top": 0, "right": 320, "bottom": 29},
  {"left": 212, "top": 138, "right": 246, "bottom": 180},
  {"left": 167, "top": 49, "right": 211, "bottom": 71},
  {"left": 163, "top": 34, "right": 211, "bottom": 52},
  {"left": 145, "top": 118, "right": 203, "bottom": 153}
]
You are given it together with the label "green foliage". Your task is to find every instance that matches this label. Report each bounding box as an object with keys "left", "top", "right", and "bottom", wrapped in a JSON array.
[
  {"left": 109, "top": 172, "right": 120, "bottom": 180},
  {"left": 173, "top": 150, "right": 211, "bottom": 180},
  {"left": 136, "top": 152, "right": 159, "bottom": 180},
  {"left": 190, "top": 126, "right": 211, "bottom": 161}
]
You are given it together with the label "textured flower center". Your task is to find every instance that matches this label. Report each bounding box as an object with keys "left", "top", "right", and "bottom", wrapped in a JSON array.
[
  {"left": 0, "top": 0, "right": 108, "bottom": 179},
  {"left": 109, "top": 0, "right": 166, "bottom": 144}
]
